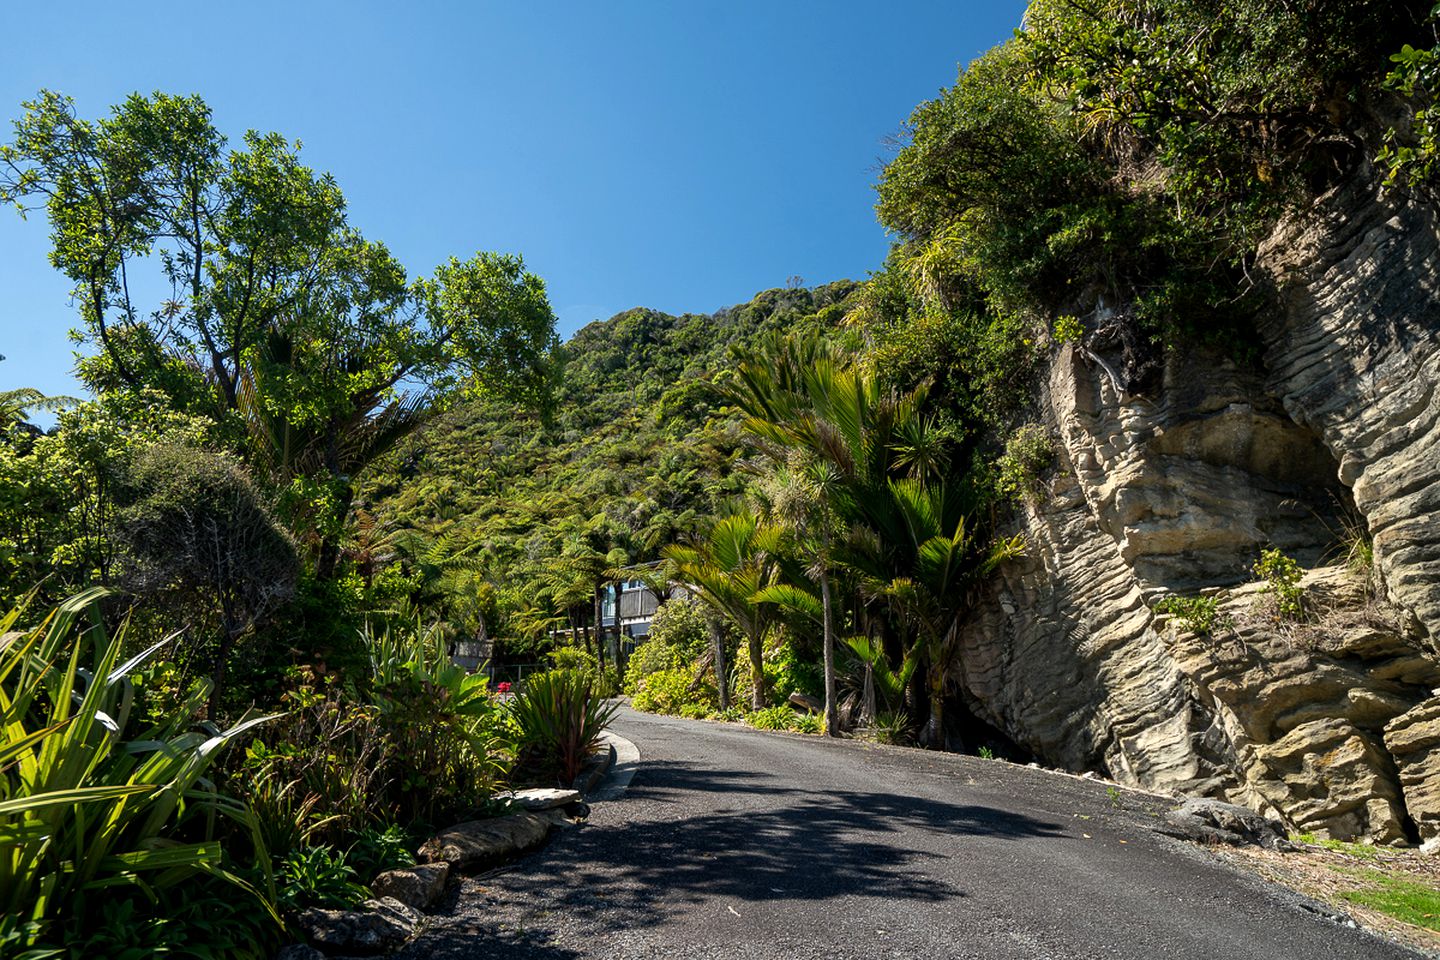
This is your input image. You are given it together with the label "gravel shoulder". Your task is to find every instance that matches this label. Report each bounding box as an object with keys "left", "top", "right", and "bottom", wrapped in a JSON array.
[{"left": 397, "top": 707, "right": 1424, "bottom": 960}]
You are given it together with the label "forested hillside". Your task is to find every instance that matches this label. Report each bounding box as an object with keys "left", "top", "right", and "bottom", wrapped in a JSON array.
[{"left": 364, "top": 281, "right": 857, "bottom": 648}]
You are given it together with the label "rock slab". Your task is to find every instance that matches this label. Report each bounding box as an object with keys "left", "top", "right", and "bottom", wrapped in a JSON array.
[
  {"left": 295, "top": 896, "right": 421, "bottom": 956},
  {"left": 1162, "top": 798, "right": 1292, "bottom": 850},
  {"left": 370, "top": 861, "right": 449, "bottom": 910},
  {"left": 419, "top": 811, "right": 555, "bottom": 869},
  {"left": 500, "top": 787, "right": 582, "bottom": 810}
]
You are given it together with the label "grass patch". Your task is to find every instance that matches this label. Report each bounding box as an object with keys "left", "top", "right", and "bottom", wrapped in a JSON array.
[
  {"left": 1340, "top": 870, "right": 1440, "bottom": 933},
  {"left": 1293, "top": 833, "right": 1382, "bottom": 860}
]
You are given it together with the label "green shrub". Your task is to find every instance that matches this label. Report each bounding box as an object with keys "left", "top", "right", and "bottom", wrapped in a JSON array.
[
  {"left": 237, "top": 621, "right": 513, "bottom": 853},
  {"left": 766, "top": 638, "right": 823, "bottom": 705},
  {"left": 237, "top": 682, "right": 386, "bottom": 856},
  {"left": 549, "top": 645, "right": 595, "bottom": 672},
  {"left": 347, "top": 824, "right": 415, "bottom": 882},
  {"left": 1052, "top": 314, "right": 1083, "bottom": 344},
  {"left": 1155, "top": 594, "right": 1232, "bottom": 634},
  {"left": 547, "top": 644, "right": 621, "bottom": 698},
  {"left": 116, "top": 442, "right": 300, "bottom": 709},
  {"left": 60, "top": 879, "right": 280, "bottom": 960},
  {"left": 0, "top": 589, "right": 280, "bottom": 955},
  {"left": 996, "top": 423, "right": 1055, "bottom": 504},
  {"left": 631, "top": 667, "right": 717, "bottom": 716},
  {"left": 858, "top": 710, "right": 914, "bottom": 746},
  {"left": 508, "top": 669, "right": 619, "bottom": 785},
  {"left": 1254, "top": 548, "right": 1306, "bottom": 620},
  {"left": 647, "top": 595, "right": 722, "bottom": 663},
  {"left": 276, "top": 845, "right": 367, "bottom": 912},
  {"left": 792, "top": 713, "right": 824, "bottom": 735},
  {"left": 747, "top": 706, "right": 798, "bottom": 731},
  {"left": 623, "top": 638, "right": 681, "bottom": 694}
]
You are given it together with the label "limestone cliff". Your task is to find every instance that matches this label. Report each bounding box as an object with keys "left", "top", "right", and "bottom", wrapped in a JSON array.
[{"left": 956, "top": 175, "right": 1440, "bottom": 845}]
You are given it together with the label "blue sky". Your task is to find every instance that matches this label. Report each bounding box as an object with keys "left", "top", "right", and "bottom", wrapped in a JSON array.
[{"left": 0, "top": 1, "right": 1027, "bottom": 402}]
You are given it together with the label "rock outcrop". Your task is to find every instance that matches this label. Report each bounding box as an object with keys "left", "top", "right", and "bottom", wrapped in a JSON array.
[{"left": 955, "top": 174, "right": 1440, "bottom": 845}]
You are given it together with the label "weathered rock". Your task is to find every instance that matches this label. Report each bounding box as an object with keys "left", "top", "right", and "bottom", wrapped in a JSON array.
[
  {"left": 788, "top": 692, "right": 824, "bottom": 713},
  {"left": 947, "top": 170, "right": 1440, "bottom": 844},
  {"left": 370, "top": 861, "right": 449, "bottom": 910},
  {"left": 419, "top": 812, "right": 554, "bottom": 869},
  {"left": 295, "top": 896, "right": 420, "bottom": 955},
  {"left": 273, "top": 946, "right": 325, "bottom": 960},
  {"left": 1385, "top": 697, "right": 1440, "bottom": 843},
  {"left": 1161, "top": 798, "right": 1292, "bottom": 849},
  {"left": 1246, "top": 717, "right": 1409, "bottom": 844},
  {"left": 1258, "top": 176, "right": 1440, "bottom": 636},
  {"left": 499, "top": 787, "right": 582, "bottom": 811}
]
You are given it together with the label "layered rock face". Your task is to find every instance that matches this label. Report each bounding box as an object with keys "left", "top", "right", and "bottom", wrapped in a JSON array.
[{"left": 956, "top": 178, "right": 1440, "bottom": 844}]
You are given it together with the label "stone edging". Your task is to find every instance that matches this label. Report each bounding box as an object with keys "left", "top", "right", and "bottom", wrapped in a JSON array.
[
  {"left": 587, "top": 729, "right": 640, "bottom": 802},
  {"left": 572, "top": 739, "right": 617, "bottom": 795}
]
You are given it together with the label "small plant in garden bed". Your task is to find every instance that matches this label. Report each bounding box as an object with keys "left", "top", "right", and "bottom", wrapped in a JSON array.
[
  {"left": 508, "top": 668, "right": 619, "bottom": 785},
  {"left": 856, "top": 710, "right": 914, "bottom": 746},
  {"left": 276, "top": 844, "right": 369, "bottom": 912},
  {"left": 747, "top": 705, "right": 800, "bottom": 731}
]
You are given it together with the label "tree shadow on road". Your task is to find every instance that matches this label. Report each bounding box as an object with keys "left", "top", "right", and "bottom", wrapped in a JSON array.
[{"left": 417, "top": 757, "right": 1066, "bottom": 948}]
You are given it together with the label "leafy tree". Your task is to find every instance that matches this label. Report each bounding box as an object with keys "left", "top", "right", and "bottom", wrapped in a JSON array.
[
  {"left": 116, "top": 443, "right": 299, "bottom": 711},
  {"left": 0, "top": 90, "right": 561, "bottom": 578},
  {"left": 726, "top": 333, "right": 1025, "bottom": 746},
  {"left": 0, "top": 392, "right": 212, "bottom": 605},
  {"left": 848, "top": 479, "right": 1023, "bottom": 749}
]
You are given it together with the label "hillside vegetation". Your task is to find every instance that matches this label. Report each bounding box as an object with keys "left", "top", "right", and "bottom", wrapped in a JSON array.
[{"left": 2, "top": 1, "right": 1439, "bottom": 954}]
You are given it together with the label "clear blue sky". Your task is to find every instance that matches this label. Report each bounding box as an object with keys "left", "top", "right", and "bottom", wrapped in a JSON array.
[{"left": 0, "top": 1, "right": 1027, "bottom": 403}]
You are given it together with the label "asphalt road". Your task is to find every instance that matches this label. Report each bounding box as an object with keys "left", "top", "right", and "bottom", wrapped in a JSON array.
[{"left": 398, "top": 707, "right": 1422, "bottom": 960}]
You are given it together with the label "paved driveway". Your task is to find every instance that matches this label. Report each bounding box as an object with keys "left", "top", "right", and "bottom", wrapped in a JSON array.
[{"left": 398, "top": 707, "right": 1421, "bottom": 959}]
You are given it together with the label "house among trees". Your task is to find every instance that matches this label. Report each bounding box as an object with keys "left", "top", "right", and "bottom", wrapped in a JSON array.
[{"left": 601, "top": 565, "right": 689, "bottom": 657}]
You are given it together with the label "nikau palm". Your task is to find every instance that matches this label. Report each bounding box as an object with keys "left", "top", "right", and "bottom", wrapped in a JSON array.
[
  {"left": 723, "top": 331, "right": 1023, "bottom": 747},
  {"left": 664, "top": 512, "right": 786, "bottom": 711}
]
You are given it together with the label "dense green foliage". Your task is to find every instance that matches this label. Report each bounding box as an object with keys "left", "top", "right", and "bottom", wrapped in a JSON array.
[
  {"left": 0, "top": 89, "right": 589, "bottom": 956},
  {"left": 365, "top": 283, "right": 857, "bottom": 649},
  {"left": 3, "top": 3, "right": 1437, "bottom": 952},
  {"left": 0, "top": 590, "right": 279, "bottom": 957}
]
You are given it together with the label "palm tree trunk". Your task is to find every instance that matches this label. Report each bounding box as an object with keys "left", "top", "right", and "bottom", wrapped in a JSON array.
[
  {"left": 593, "top": 585, "right": 608, "bottom": 675},
  {"left": 613, "top": 579, "right": 626, "bottom": 668},
  {"left": 821, "top": 566, "right": 838, "bottom": 737},
  {"left": 709, "top": 616, "right": 730, "bottom": 711},
  {"left": 926, "top": 668, "right": 945, "bottom": 751},
  {"left": 748, "top": 630, "right": 766, "bottom": 711}
]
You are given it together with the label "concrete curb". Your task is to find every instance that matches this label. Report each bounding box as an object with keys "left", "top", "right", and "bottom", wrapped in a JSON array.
[
  {"left": 587, "top": 729, "right": 640, "bottom": 802},
  {"left": 571, "top": 740, "right": 617, "bottom": 795}
]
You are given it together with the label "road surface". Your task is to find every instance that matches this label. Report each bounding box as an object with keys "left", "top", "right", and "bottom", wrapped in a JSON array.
[{"left": 398, "top": 706, "right": 1421, "bottom": 959}]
